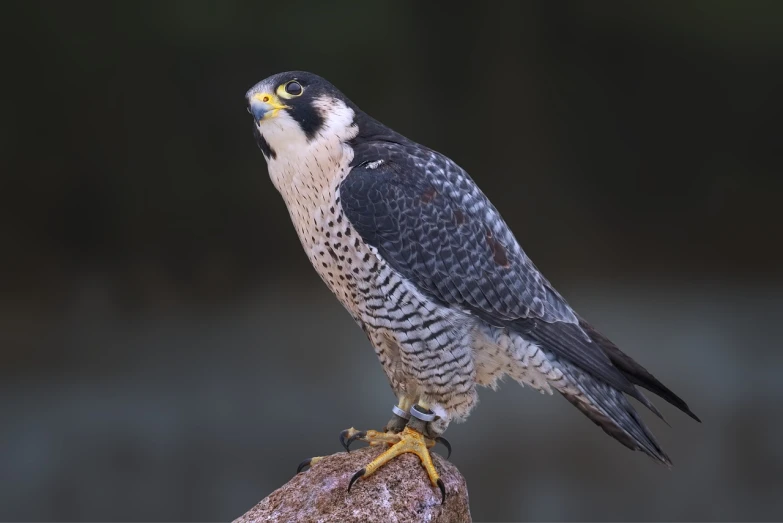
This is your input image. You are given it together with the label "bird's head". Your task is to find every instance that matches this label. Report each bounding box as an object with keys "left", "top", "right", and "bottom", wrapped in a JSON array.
[{"left": 245, "top": 71, "right": 358, "bottom": 160}]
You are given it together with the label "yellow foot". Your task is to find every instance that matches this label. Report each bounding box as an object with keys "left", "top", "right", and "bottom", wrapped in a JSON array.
[
  {"left": 347, "top": 426, "right": 446, "bottom": 504},
  {"left": 339, "top": 427, "right": 411, "bottom": 450},
  {"left": 339, "top": 427, "right": 452, "bottom": 457},
  {"left": 296, "top": 429, "right": 415, "bottom": 474}
]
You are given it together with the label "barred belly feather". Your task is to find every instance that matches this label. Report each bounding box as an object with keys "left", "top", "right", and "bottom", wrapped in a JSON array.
[{"left": 263, "top": 96, "right": 480, "bottom": 429}]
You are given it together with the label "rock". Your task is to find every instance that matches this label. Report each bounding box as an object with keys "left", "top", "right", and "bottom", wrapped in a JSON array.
[{"left": 234, "top": 445, "right": 471, "bottom": 523}]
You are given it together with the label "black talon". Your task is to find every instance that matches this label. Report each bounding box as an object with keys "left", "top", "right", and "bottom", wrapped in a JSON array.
[
  {"left": 339, "top": 429, "right": 350, "bottom": 451},
  {"left": 339, "top": 429, "right": 366, "bottom": 452},
  {"left": 346, "top": 430, "right": 366, "bottom": 451},
  {"left": 296, "top": 458, "right": 312, "bottom": 473},
  {"left": 348, "top": 468, "right": 365, "bottom": 491},
  {"left": 435, "top": 436, "right": 452, "bottom": 459},
  {"left": 437, "top": 478, "right": 446, "bottom": 504}
]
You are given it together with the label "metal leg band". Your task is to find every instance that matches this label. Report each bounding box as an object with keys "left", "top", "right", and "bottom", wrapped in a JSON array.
[
  {"left": 392, "top": 405, "right": 410, "bottom": 420},
  {"left": 410, "top": 404, "right": 436, "bottom": 422}
]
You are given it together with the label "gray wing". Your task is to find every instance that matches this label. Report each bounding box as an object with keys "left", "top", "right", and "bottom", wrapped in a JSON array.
[{"left": 339, "top": 141, "right": 637, "bottom": 393}]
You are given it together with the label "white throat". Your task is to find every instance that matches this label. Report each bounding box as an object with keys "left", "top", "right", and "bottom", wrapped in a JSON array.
[
  {"left": 257, "top": 96, "right": 359, "bottom": 248},
  {"left": 258, "top": 97, "right": 358, "bottom": 199}
]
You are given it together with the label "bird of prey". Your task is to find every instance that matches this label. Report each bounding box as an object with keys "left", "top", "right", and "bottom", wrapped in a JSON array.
[{"left": 245, "top": 71, "right": 699, "bottom": 502}]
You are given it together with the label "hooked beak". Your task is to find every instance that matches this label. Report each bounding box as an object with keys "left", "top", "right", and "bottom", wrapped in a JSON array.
[{"left": 248, "top": 92, "right": 288, "bottom": 122}]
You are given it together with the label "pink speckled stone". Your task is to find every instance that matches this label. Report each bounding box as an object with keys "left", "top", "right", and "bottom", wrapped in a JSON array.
[{"left": 234, "top": 445, "right": 471, "bottom": 523}]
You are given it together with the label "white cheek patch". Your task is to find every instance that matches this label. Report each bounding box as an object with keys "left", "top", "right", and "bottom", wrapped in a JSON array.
[
  {"left": 312, "top": 96, "right": 359, "bottom": 143},
  {"left": 257, "top": 111, "right": 310, "bottom": 156},
  {"left": 256, "top": 94, "right": 361, "bottom": 212},
  {"left": 257, "top": 96, "right": 358, "bottom": 159}
]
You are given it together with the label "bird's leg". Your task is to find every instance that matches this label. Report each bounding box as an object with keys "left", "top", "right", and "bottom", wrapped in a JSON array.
[
  {"left": 298, "top": 399, "right": 451, "bottom": 503},
  {"left": 297, "top": 397, "right": 414, "bottom": 473},
  {"left": 347, "top": 401, "right": 447, "bottom": 504},
  {"left": 339, "top": 396, "right": 412, "bottom": 451},
  {"left": 338, "top": 397, "right": 451, "bottom": 453},
  {"left": 385, "top": 395, "right": 413, "bottom": 433}
]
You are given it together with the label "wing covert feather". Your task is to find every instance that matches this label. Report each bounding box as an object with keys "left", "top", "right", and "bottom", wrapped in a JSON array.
[{"left": 339, "top": 142, "right": 635, "bottom": 392}]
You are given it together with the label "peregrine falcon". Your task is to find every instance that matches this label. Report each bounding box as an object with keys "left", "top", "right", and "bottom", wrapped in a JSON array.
[{"left": 245, "top": 71, "right": 699, "bottom": 502}]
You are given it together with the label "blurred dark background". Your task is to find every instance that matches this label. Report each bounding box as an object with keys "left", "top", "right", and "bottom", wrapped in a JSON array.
[{"left": 2, "top": 1, "right": 782, "bottom": 521}]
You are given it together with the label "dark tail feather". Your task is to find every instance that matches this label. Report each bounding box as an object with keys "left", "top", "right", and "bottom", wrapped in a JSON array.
[
  {"left": 578, "top": 317, "right": 701, "bottom": 423},
  {"left": 631, "top": 388, "right": 669, "bottom": 426},
  {"left": 556, "top": 358, "right": 672, "bottom": 466}
]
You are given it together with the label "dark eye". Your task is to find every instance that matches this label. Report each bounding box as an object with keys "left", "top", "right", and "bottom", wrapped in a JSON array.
[{"left": 285, "top": 81, "right": 303, "bottom": 96}]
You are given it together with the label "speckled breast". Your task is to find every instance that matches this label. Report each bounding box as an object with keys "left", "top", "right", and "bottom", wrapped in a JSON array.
[
  {"left": 302, "top": 189, "right": 383, "bottom": 322},
  {"left": 266, "top": 142, "right": 386, "bottom": 326}
]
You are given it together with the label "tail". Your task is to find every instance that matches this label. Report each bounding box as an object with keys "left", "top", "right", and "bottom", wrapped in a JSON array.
[
  {"left": 545, "top": 318, "right": 700, "bottom": 466},
  {"left": 578, "top": 317, "right": 701, "bottom": 423},
  {"left": 555, "top": 355, "right": 673, "bottom": 466}
]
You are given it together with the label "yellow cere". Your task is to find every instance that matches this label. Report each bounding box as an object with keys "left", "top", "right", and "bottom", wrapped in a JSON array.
[{"left": 252, "top": 92, "right": 288, "bottom": 119}]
